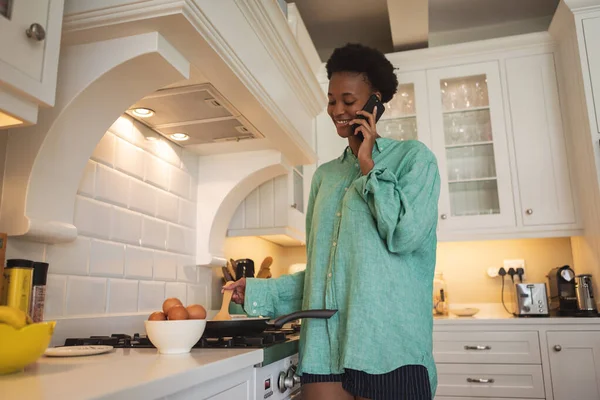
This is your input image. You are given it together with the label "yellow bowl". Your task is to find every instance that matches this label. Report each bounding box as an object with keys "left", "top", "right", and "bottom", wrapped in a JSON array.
[{"left": 0, "top": 321, "right": 56, "bottom": 375}]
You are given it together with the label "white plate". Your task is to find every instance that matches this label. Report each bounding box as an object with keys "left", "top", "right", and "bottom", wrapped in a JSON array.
[
  {"left": 44, "top": 345, "right": 114, "bottom": 357},
  {"left": 451, "top": 308, "right": 480, "bottom": 317}
]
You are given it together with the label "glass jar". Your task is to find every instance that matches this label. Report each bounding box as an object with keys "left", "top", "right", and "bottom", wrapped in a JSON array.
[{"left": 433, "top": 272, "right": 449, "bottom": 316}]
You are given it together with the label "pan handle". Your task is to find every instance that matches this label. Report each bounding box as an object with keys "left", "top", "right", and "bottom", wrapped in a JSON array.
[{"left": 271, "top": 309, "right": 337, "bottom": 328}]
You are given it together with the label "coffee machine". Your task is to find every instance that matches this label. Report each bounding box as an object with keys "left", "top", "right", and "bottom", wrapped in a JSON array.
[
  {"left": 547, "top": 265, "right": 578, "bottom": 316},
  {"left": 575, "top": 274, "right": 599, "bottom": 317}
]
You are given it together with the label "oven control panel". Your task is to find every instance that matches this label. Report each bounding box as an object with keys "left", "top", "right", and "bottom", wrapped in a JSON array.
[{"left": 255, "top": 354, "right": 300, "bottom": 400}]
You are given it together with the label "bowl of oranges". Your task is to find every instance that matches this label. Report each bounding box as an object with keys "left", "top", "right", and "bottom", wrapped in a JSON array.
[{"left": 144, "top": 298, "right": 207, "bottom": 355}]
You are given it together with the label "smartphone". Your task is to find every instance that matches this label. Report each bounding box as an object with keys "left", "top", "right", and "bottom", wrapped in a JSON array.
[{"left": 350, "top": 94, "right": 385, "bottom": 140}]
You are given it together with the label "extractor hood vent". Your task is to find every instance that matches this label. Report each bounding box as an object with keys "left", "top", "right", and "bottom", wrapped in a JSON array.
[{"left": 126, "top": 83, "right": 264, "bottom": 145}]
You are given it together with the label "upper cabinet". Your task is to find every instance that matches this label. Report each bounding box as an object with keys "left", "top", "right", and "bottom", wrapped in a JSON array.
[
  {"left": 0, "top": 0, "right": 64, "bottom": 128},
  {"left": 505, "top": 53, "right": 576, "bottom": 227},
  {"left": 428, "top": 61, "right": 515, "bottom": 231},
  {"left": 379, "top": 71, "right": 432, "bottom": 148},
  {"left": 582, "top": 16, "right": 600, "bottom": 134}
]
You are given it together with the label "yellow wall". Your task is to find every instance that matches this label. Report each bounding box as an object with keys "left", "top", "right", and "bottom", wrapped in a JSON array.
[
  {"left": 225, "top": 236, "right": 574, "bottom": 304},
  {"left": 223, "top": 237, "right": 306, "bottom": 278},
  {"left": 436, "top": 238, "right": 573, "bottom": 303}
]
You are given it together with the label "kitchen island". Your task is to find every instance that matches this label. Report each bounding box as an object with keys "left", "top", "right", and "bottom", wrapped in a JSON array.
[{"left": 0, "top": 347, "right": 262, "bottom": 400}]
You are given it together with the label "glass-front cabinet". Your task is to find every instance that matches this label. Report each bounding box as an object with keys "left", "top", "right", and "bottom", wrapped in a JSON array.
[
  {"left": 378, "top": 71, "right": 432, "bottom": 148},
  {"left": 427, "top": 61, "right": 515, "bottom": 230}
]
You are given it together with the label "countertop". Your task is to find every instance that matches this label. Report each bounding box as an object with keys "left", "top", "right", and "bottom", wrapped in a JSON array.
[
  {"left": 434, "top": 303, "right": 600, "bottom": 325},
  {"left": 0, "top": 347, "right": 263, "bottom": 400}
]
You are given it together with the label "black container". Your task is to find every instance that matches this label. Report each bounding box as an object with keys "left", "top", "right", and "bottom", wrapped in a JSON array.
[
  {"left": 235, "top": 259, "right": 255, "bottom": 280},
  {"left": 29, "top": 262, "right": 49, "bottom": 322}
]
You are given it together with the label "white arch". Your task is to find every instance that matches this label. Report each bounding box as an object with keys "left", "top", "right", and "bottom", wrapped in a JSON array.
[{"left": 0, "top": 32, "right": 189, "bottom": 243}]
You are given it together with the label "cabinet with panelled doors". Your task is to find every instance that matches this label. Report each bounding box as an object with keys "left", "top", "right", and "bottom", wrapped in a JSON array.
[
  {"left": 0, "top": 0, "right": 64, "bottom": 127},
  {"left": 582, "top": 16, "right": 600, "bottom": 135},
  {"left": 546, "top": 331, "right": 600, "bottom": 400}
]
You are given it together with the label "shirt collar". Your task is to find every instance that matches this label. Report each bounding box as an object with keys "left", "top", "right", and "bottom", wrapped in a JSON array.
[{"left": 339, "top": 138, "right": 384, "bottom": 161}]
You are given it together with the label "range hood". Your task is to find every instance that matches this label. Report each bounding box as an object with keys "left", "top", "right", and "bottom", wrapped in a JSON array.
[{"left": 126, "top": 83, "right": 264, "bottom": 146}]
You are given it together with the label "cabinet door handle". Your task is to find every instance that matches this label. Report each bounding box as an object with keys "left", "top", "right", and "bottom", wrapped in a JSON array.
[
  {"left": 467, "top": 378, "right": 495, "bottom": 384},
  {"left": 554, "top": 345, "right": 562, "bottom": 352},
  {"left": 25, "top": 23, "right": 46, "bottom": 41},
  {"left": 525, "top": 208, "right": 533, "bottom": 215},
  {"left": 464, "top": 345, "right": 491, "bottom": 351},
  {"left": 440, "top": 214, "right": 447, "bottom": 220}
]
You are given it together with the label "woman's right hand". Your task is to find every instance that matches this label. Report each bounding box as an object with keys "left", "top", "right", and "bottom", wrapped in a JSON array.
[{"left": 222, "top": 278, "right": 246, "bottom": 305}]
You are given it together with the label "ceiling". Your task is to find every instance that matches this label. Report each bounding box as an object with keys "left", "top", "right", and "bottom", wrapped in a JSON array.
[{"left": 286, "top": 0, "right": 560, "bottom": 60}]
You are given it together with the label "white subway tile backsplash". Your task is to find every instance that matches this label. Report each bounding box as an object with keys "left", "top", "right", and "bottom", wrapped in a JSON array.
[
  {"left": 156, "top": 190, "right": 179, "bottom": 223},
  {"left": 15, "top": 119, "right": 202, "bottom": 320},
  {"left": 125, "top": 246, "right": 153, "bottom": 279},
  {"left": 142, "top": 217, "right": 167, "bottom": 250},
  {"left": 78, "top": 161, "right": 96, "bottom": 197},
  {"left": 111, "top": 207, "right": 142, "bottom": 245},
  {"left": 108, "top": 116, "right": 134, "bottom": 141},
  {"left": 165, "top": 282, "right": 187, "bottom": 304},
  {"left": 66, "top": 277, "right": 107, "bottom": 316},
  {"left": 177, "top": 256, "right": 197, "bottom": 283},
  {"left": 129, "top": 179, "right": 157, "bottom": 216},
  {"left": 44, "top": 274, "right": 67, "bottom": 319},
  {"left": 107, "top": 279, "right": 139, "bottom": 313},
  {"left": 167, "top": 224, "right": 186, "bottom": 254},
  {"left": 74, "top": 196, "right": 111, "bottom": 239},
  {"left": 46, "top": 237, "right": 90, "bottom": 275},
  {"left": 153, "top": 251, "right": 178, "bottom": 281},
  {"left": 178, "top": 199, "right": 196, "bottom": 228},
  {"left": 115, "top": 138, "right": 145, "bottom": 179},
  {"left": 170, "top": 167, "right": 190, "bottom": 199},
  {"left": 187, "top": 284, "right": 209, "bottom": 307},
  {"left": 96, "top": 164, "right": 130, "bottom": 207},
  {"left": 6, "top": 237, "right": 46, "bottom": 263},
  {"left": 184, "top": 228, "right": 195, "bottom": 255},
  {"left": 89, "top": 240, "right": 125, "bottom": 277},
  {"left": 138, "top": 281, "right": 165, "bottom": 312},
  {"left": 145, "top": 155, "right": 170, "bottom": 190},
  {"left": 91, "top": 132, "right": 115, "bottom": 166}
]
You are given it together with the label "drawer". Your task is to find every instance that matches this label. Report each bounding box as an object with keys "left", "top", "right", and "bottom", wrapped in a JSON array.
[
  {"left": 436, "top": 364, "right": 545, "bottom": 398},
  {"left": 433, "top": 331, "right": 541, "bottom": 364}
]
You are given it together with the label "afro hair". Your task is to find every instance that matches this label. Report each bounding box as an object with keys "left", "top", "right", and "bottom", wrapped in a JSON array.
[{"left": 325, "top": 43, "right": 398, "bottom": 103}]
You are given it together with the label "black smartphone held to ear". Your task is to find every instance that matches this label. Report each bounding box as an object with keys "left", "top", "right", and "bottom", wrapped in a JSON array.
[{"left": 351, "top": 94, "right": 385, "bottom": 140}]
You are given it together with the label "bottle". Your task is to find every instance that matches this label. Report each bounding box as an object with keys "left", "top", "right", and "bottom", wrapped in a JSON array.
[
  {"left": 2, "top": 259, "right": 34, "bottom": 314},
  {"left": 29, "top": 262, "right": 49, "bottom": 322},
  {"left": 433, "top": 272, "right": 449, "bottom": 316}
]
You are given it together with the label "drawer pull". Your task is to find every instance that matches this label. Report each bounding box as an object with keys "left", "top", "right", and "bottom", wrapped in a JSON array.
[
  {"left": 464, "top": 345, "right": 491, "bottom": 350},
  {"left": 467, "top": 378, "right": 495, "bottom": 384}
]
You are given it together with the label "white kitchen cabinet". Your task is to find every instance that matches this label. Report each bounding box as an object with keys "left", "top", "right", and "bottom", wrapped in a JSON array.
[
  {"left": 583, "top": 16, "right": 600, "bottom": 134},
  {"left": 427, "top": 61, "right": 515, "bottom": 231},
  {"left": 0, "top": 0, "right": 64, "bottom": 127},
  {"left": 227, "top": 168, "right": 306, "bottom": 246},
  {"left": 378, "top": 70, "right": 432, "bottom": 148},
  {"left": 163, "top": 365, "right": 254, "bottom": 400},
  {"left": 505, "top": 53, "right": 576, "bottom": 227},
  {"left": 547, "top": 331, "right": 600, "bottom": 400}
]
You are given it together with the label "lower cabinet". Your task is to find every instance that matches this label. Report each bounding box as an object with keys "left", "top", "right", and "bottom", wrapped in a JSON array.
[
  {"left": 547, "top": 331, "right": 600, "bottom": 400},
  {"left": 162, "top": 366, "right": 255, "bottom": 400}
]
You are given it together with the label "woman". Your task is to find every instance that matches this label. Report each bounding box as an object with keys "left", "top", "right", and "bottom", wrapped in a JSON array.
[{"left": 225, "top": 43, "right": 440, "bottom": 400}]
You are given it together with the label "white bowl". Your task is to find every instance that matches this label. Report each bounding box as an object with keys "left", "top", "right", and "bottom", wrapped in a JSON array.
[{"left": 144, "top": 319, "right": 206, "bottom": 355}]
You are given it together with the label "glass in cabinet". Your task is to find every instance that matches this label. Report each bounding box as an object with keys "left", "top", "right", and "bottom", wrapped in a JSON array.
[{"left": 427, "top": 61, "right": 515, "bottom": 230}]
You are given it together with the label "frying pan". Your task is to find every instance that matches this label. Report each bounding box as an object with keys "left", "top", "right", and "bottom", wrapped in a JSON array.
[{"left": 203, "top": 309, "right": 337, "bottom": 337}]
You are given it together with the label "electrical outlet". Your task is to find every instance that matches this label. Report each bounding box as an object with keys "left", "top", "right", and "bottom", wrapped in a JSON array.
[{"left": 504, "top": 259, "right": 526, "bottom": 279}]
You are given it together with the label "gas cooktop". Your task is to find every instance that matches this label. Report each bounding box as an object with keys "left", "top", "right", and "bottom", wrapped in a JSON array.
[{"left": 63, "top": 328, "right": 297, "bottom": 350}]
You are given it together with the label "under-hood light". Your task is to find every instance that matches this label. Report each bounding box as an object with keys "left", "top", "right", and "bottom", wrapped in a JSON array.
[
  {"left": 131, "top": 108, "right": 155, "bottom": 118},
  {"left": 169, "top": 133, "right": 189, "bottom": 141}
]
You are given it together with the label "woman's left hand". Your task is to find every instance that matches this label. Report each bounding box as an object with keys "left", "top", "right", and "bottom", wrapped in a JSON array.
[{"left": 352, "top": 105, "right": 378, "bottom": 175}]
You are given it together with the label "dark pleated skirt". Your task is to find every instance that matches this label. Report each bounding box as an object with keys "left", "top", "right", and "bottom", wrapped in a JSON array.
[{"left": 301, "top": 364, "right": 432, "bottom": 400}]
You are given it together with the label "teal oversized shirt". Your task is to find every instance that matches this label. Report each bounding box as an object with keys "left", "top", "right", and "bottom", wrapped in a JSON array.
[{"left": 244, "top": 138, "right": 440, "bottom": 395}]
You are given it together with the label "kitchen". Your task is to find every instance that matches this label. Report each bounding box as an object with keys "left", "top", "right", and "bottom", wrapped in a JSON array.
[{"left": 1, "top": 0, "right": 600, "bottom": 399}]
